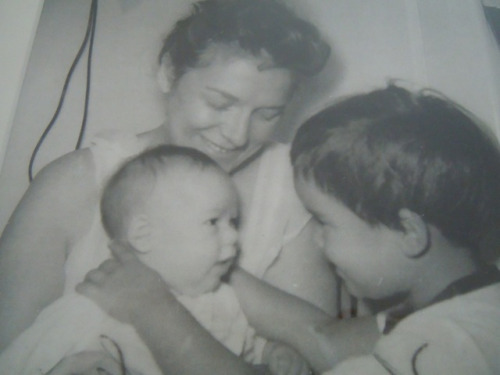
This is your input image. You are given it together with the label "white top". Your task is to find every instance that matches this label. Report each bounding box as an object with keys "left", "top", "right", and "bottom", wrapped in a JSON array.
[
  {"left": 323, "top": 282, "right": 500, "bottom": 375},
  {"left": 0, "top": 283, "right": 249, "bottom": 375}
]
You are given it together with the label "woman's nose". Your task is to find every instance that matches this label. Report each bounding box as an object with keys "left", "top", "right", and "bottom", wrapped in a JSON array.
[{"left": 221, "top": 111, "right": 251, "bottom": 148}]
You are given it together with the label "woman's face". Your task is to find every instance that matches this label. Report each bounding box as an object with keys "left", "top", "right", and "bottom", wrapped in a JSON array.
[{"left": 163, "top": 46, "right": 294, "bottom": 172}]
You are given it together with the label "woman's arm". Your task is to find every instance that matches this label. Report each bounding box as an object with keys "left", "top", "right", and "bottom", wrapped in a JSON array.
[
  {"left": 77, "top": 241, "right": 257, "bottom": 375},
  {"left": 0, "top": 149, "right": 97, "bottom": 352}
]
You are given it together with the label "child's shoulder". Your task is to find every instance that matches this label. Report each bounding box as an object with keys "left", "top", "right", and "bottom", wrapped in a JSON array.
[{"left": 375, "top": 282, "right": 500, "bottom": 374}]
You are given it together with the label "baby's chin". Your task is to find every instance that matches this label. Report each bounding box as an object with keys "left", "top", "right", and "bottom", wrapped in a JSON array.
[{"left": 174, "top": 278, "right": 224, "bottom": 298}]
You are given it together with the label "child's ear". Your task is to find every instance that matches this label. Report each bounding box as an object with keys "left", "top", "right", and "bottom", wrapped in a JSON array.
[
  {"left": 157, "top": 55, "right": 175, "bottom": 94},
  {"left": 127, "top": 214, "right": 153, "bottom": 253},
  {"left": 398, "top": 208, "right": 430, "bottom": 258}
]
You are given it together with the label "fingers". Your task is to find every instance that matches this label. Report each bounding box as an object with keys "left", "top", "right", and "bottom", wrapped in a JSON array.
[
  {"left": 45, "top": 350, "right": 122, "bottom": 375},
  {"left": 84, "top": 259, "right": 117, "bottom": 284},
  {"left": 267, "top": 344, "right": 312, "bottom": 375},
  {"left": 109, "top": 240, "right": 139, "bottom": 263},
  {"left": 100, "top": 258, "right": 119, "bottom": 273},
  {"left": 75, "top": 259, "right": 116, "bottom": 297},
  {"left": 76, "top": 276, "right": 97, "bottom": 297},
  {"left": 86, "top": 269, "right": 106, "bottom": 285}
]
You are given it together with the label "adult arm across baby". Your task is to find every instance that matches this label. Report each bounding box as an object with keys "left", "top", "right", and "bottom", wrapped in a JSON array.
[{"left": 75, "top": 241, "right": 379, "bottom": 375}]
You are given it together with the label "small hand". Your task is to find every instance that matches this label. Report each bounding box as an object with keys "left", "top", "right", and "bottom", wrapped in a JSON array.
[
  {"left": 76, "top": 240, "right": 174, "bottom": 324},
  {"left": 263, "top": 342, "right": 313, "bottom": 375},
  {"left": 45, "top": 350, "right": 123, "bottom": 375}
]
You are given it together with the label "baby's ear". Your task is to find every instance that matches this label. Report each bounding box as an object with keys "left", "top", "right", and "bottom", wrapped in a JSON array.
[
  {"left": 127, "top": 214, "right": 153, "bottom": 253},
  {"left": 157, "top": 55, "right": 175, "bottom": 94},
  {"left": 399, "top": 208, "right": 430, "bottom": 258}
]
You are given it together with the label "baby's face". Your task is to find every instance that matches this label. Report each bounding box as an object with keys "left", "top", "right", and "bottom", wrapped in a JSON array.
[
  {"left": 139, "top": 168, "right": 239, "bottom": 297},
  {"left": 294, "top": 176, "right": 413, "bottom": 300}
]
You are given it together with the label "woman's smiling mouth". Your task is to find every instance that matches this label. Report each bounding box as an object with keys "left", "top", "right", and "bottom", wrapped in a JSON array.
[{"left": 200, "top": 135, "right": 239, "bottom": 154}]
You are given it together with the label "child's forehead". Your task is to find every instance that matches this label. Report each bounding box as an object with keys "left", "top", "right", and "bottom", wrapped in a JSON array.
[
  {"left": 295, "top": 176, "right": 332, "bottom": 211},
  {"left": 295, "top": 175, "right": 358, "bottom": 221}
]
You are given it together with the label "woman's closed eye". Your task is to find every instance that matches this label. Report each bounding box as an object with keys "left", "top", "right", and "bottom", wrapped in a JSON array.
[
  {"left": 203, "top": 91, "right": 235, "bottom": 111},
  {"left": 254, "top": 107, "right": 283, "bottom": 122}
]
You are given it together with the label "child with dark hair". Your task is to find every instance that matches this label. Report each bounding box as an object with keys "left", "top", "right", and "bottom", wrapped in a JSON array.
[{"left": 290, "top": 85, "right": 500, "bottom": 374}]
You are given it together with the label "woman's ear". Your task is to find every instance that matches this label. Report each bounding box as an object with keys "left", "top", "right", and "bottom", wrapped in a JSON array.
[
  {"left": 398, "top": 208, "right": 430, "bottom": 258},
  {"left": 127, "top": 214, "right": 153, "bottom": 253},
  {"left": 157, "top": 56, "right": 175, "bottom": 94}
]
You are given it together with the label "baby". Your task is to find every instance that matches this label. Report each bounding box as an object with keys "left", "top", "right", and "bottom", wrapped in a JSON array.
[
  {"left": 0, "top": 145, "right": 248, "bottom": 375},
  {"left": 289, "top": 85, "right": 500, "bottom": 374}
]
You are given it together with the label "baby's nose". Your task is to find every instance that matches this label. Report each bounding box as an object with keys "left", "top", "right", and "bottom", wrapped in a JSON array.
[
  {"left": 222, "top": 221, "right": 239, "bottom": 244},
  {"left": 219, "top": 243, "right": 238, "bottom": 262}
]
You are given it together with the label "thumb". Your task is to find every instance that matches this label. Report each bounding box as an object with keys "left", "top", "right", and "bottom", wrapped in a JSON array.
[{"left": 108, "top": 240, "right": 139, "bottom": 263}]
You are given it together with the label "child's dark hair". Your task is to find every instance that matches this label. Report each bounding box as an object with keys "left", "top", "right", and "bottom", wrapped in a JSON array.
[
  {"left": 159, "top": 0, "right": 330, "bottom": 80},
  {"left": 101, "top": 145, "right": 221, "bottom": 239},
  {"left": 291, "top": 85, "right": 500, "bottom": 250}
]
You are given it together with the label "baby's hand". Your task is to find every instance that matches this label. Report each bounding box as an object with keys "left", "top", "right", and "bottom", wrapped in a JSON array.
[{"left": 263, "top": 341, "right": 312, "bottom": 375}]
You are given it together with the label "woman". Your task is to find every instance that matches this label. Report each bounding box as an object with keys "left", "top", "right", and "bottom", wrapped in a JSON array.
[{"left": 0, "top": 0, "right": 337, "bottom": 358}]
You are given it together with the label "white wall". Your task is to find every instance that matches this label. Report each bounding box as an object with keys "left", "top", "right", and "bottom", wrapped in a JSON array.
[
  {"left": 0, "top": 0, "right": 192, "bottom": 231},
  {"left": 1, "top": 0, "right": 499, "bottom": 233},
  {"left": 0, "top": 0, "right": 43, "bottom": 203}
]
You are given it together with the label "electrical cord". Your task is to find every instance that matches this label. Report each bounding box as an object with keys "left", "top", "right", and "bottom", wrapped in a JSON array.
[
  {"left": 28, "top": 0, "right": 98, "bottom": 182},
  {"left": 76, "top": 0, "right": 98, "bottom": 150}
]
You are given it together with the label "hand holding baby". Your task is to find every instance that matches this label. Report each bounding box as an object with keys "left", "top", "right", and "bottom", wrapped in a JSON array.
[{"left": 76, "top": 240, "right": 175, "bottom": 325}]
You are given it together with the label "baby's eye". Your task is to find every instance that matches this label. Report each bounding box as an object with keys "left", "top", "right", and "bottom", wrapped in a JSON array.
[
  {"left": 229, "top": 217, "right": 240, "bottom": 229},
  {"left": 207, "top": 218, "right": 219, "bottom": 226}
]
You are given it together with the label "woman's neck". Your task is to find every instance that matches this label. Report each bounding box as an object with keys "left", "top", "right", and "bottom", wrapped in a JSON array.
[{"left": 137, "top": 124, "right": 172, "bottom": 149}]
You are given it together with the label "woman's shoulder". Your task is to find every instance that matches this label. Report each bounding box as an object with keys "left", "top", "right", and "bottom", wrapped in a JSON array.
[
  {"left": 7, "top": 148, "right": 99, "bottom": 247},
  {"left": 89, "top": 130, "right": 144, "bottom": 182},
  {"left": 28, "top": 130, "right": 142, "bottom": 216},
  {"left": 33, "top": 148, "right": 96, "bottom": 198}
]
